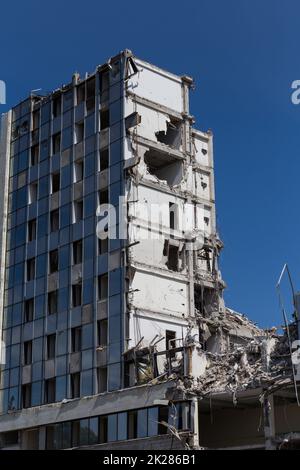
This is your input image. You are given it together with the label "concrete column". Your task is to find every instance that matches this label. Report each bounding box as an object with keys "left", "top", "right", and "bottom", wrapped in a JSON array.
[
  {"left": 186, "top": 247, "right": 195, "bottom": 318},
  {"left": 190, "top": 397, "right": 200, "bottom": 449},
  {"left": 263, "top": 394, "right": 276, "bottom": 450}
]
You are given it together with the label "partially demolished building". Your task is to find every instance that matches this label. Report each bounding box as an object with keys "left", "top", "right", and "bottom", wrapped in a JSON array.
[{"left": 0, "top": 50, "right": 300, "bottom": 450}]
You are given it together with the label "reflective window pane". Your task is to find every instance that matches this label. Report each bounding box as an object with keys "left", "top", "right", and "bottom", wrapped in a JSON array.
[
  {"left": 117, "top": 412, "right": 127, "bottom": 441},
  {"left": 148, "top": 407, "right": 159, "bottom": 437},
  {"left": 137, "top": 409, "right": 148, "bottom": 438},
  {"left": 107, "top": 414, "right": 117, "bottom": 442},
  {"left": 80, "top": 419, "right": 89, "bottom": 446},
  {"left": 89, "top": 417, "right": 99, "bottom": 445}
]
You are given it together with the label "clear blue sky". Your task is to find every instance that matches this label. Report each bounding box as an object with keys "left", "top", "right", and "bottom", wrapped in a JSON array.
[{"left": 1, "top": 0, "right": 299, "bottom": 327}]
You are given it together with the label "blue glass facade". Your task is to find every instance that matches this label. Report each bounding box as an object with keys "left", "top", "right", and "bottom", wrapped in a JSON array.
[{"left": 0, "top": 55, "right": 126, "bottom": 414}]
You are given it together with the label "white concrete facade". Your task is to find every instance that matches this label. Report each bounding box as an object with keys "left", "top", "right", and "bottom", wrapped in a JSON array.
[{"left": 123, "top": 57, "right": 224, "bottom": 362}]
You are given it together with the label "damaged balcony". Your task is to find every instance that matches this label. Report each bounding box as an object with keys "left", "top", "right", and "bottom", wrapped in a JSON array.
[
  {"left": 125, "top": 99, "right": 187, "bottom": 188},
  {"left": 193, "top": 235, "right": 225, "bottom": 286},
  {"left": 143, "top": 148, "right": 183, "bottom": 187},
  {"left": 125, "top": 129, "right": 186, "bottom": 188}
]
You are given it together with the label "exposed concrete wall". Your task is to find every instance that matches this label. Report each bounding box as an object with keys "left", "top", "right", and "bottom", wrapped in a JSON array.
[
  {"left": 128, "top": 309, "right": 189, "bottom": 351},
  {"left": 125, "top": 100, "right": 174, "bottom": 145},
  {"left": 123, "top": 56, "right": 224, "bottom": 395},
  {"left": 131, "top": 271, "right": 188, "bottom": 317},
  {"left": 193, "top": 131, "right": 211, "bottom": 167},
  {"left": 127, "top": 59, "right": 184, "bottom": 113}
]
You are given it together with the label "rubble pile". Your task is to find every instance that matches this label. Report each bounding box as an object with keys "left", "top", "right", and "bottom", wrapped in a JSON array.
[{"left": 194, "top": 308, "right": 297, "bottom": 398}]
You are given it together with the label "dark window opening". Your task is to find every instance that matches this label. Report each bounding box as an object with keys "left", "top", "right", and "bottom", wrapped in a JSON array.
[
  {"left": 127, "top": 410, "right": 138, "bottom": 440},
  {"left": 164, "top": 240, "right": 180, "bottom": 272},
  {"left": 1, "top": 431, "right": 19, "bottom": 447},
  {"left": 73, "top": 200, "right": 83, "bottom": 223},
  {"left": 86, "top": 77, "right": 95, "bottom": 111},
  {"left": 26, "top": 258, "right": 35, "bottom": 282},
  {"left": 204, "top": 216, "right": 210, "bottom": 226},
  {"left": 45, "top": 378, "right": 56, "bottom": 404},
  {"left": 24, "top": 299, "right": 34, "bottom": 322},
  {"left": 100, "top": 71, "right": 109, "bottom": 103},
  {"left": 47, "top": 334, "right": 56, "bottom": 359},
  {"left": 158, "top": 407, "right": 169, "bottom": 435},
  {"left": 98, "top": 236, "right": 108, "bottom": 255},
  {"left": 77, "top": 83, "right": 85, "bottom": 105},
  {"left": 72, "top": 283, "right": 82, "bottom": 308},
  {"left": 29, "top": 182, "right": 38, "bottom": 204},
  {"left": 71, "top": 421, "right": 80, "bottom": 447},
  {"left": 51, "top": 172, "right": 60, "bottom": 193},
  {"left": 23, "top": 429, "right": 39, "bottom": 450},
  {"left": 75, "top": 122, "right": 84, "bottom": 144},
  {"left": 100, "top": 148, "right": 109, "bottom": 171},
  {"left": 194, "top": 286, "right": 217, "bottom": 317},
  {"left": 169, "top": 202, "right": 178, "bottom": 235},
  {"left": 156, "top": 118, "right": 182, "bottom": 149},
  {"left": 74, "top": 160, "right": 84, "bottom": 182},
  {"left": 53, "top": 96, "right": 62, "bottom": 118},
  {"left": 49, "top": 249, "right": 58, "bottom": 274},
  {"left": 71, "top": 327, "right": 82, "bottom": 353},
  {"left": 98, "top": 274, "right": 108, "bottom": 300},
  {"left": 28, "top": 219, "right": 36, "bottom": 242},
  {"left": 194, "top": 285, "right": 204, "bottom": 314},
  {"left": 70, "top": 373, "right": 80, "bottom": 399},
  {"left": 24, "top": 340, "right": 32, "bottom": 365},
  {"left": 97, "top": 367, "right": 108, "bottom": 394},
  {"left": 48, "top": 291, "right": 58, "bottom": 315},
  {"left": 99, "top": 415, "right": 108, "bottom": 443},
  {"left": 31, "top": 145, "right": 39, "bottom": 166},
  {"left": 166, "top": 330, "right": 176, "bottom": 358},
  {"left": 168, "top": 244, "right": 179, "bottom": 271},
  {"left": 50, "top": 209, "right": 59, "bottom": 232},
  {"left": 73, "top": 240, "right": 83, "bottom": 265},
  {"left": 20, "top": 120, "right": 29, "bottom": 135},
  {"left": 99, "top": 189, "right": 109, "bottom": 205},
  {"left": 100, "top": 109, "right": 109, "bottom": 130},
  {"left": 97, "top": 319, "right": 108, "bottom": 347},
  {"left": 52, "top": 133, "right": 61, "bottom": 154},
  {"left": 45, "top": 426, "right": 57, "bottom": 450},
  {"left": 22, "top": 384, "right": 32, "bottom": 409},
  {"left": 32, "top": 110, "right": 40, "bottom": 130}
]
